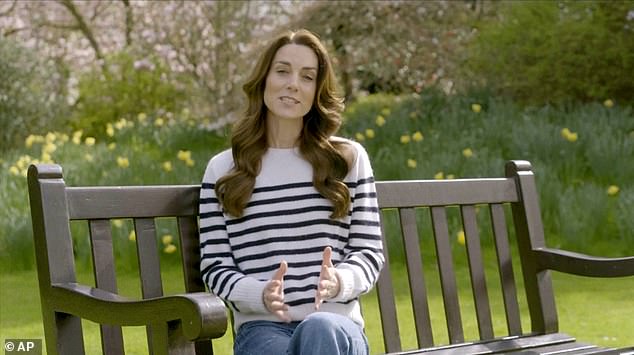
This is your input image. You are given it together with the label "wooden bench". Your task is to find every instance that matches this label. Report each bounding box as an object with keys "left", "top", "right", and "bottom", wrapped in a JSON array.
[{"left": 27, "top": 160, "right": 634, "bottom": 355}]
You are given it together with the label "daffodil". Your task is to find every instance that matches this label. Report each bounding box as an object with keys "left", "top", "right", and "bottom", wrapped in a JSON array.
[
  {"left": 128, "top": 230, "right": 136, "bottom": 241},
  {"left": 108, "top": 143, "right": 117, "bottom": 150},
  {"left": 162, "top": 234, "right": 174, "bottom": 245},
  {"left": 400, "top": 134, "right": 411, "bottom": 144},
  {"left": 603, "top": 99, "right": 614, "bottom": 108},
  {"left": 177, "top": 150, "right": 191, "bottom": 161},
  {"left": 117, "top": 156, "right": 130, "bottom": 168},
  {"left": 365, "top": 129, "right": 375, "bottom": 139},
  {"left": 106, "top": 123, "right": 115, "bottom": 137},
  {"left": 355, "top": 132, "right": 365, "bottom": 141},
  {"left": 85, "top": 137, "right": 96, "bottom": 146},
  {"left": 162, "top": 161, "right": 173, "bottom": 172},
  {"left": 434, "top": 171, "right": 444, "bottom": 180},
  {"left": 137, "top": 112, "right": 147, "bottom": 123},
  {"left": 9, "top": 166, "right": 20, "bottom": 176},
  {"left": 457, "top": 230, "right": 466, "bottom": 245},
  {"left": 185, "top": 158, "right": 195, "bottom": 167},
  {"left": 446, "top": 174, "right": 455, "bottom": 180},
  {"left": 112, "top": 219, "right": 124, "bottom": 228},
  {"left": 375, "top": 115, "right": 386, "bottom": 127},
  {"left": 462, "top": 148, "right": 473, "bottom": 158},
  {"left": 25, "top": 135, "right": 37, "bottom": 148},
  {"left": 407, "top": 159, "right": 417, "bottom": 169},
  {"left": 154, "top": 118, "right": 165, "bottom": 127},
  {"left": 561, "top": 128, "right": 578, "bottom": 142},
  {"left": 164, "top": 244, "right": 177, "bottom": 254},
  {"left": 607, "top": 185, "right": 619, "bottom": 196},
  {"left": 84, "top": 154, "right": 94, "bottom": 162},
  {"left": 412, "top": 131, "right": 423, "bottom": 142},
  {"left": 381, "top": 107, "right": 391, "bottom": 116},
  {"left": 471, "top": 103, "right": 482, "bottom": 113}
]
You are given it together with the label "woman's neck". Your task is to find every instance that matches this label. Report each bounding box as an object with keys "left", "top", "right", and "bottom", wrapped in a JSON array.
[{"left": 266, "top": 115, "right": 302, "bottom": 149}]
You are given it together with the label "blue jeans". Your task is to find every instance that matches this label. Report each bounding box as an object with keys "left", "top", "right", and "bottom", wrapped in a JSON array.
[{"left": 233, "top": 313, "right": 369, "bottom": 355}]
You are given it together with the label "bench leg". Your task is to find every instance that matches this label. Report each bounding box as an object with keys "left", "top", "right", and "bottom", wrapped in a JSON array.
[
  {"left": 149, "top": 321, "right": 196, "bottom": 355},
  {"left": 42, "top": 309, "right": 86, "bottom": 355}
]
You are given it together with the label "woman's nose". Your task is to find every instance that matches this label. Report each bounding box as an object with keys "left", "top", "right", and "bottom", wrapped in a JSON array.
[{"left": 286, "top": 74, "right": 299, "bottom": 90}]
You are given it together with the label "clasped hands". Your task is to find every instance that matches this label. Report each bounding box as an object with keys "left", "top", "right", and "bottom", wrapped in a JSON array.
[{"left": 263, "top": 247, "right": 339, "bottom": 323}]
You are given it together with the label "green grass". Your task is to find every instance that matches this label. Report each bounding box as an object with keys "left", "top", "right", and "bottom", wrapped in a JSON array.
[{"left": 2, "top": 266, "right": 632, "bottom": 355}]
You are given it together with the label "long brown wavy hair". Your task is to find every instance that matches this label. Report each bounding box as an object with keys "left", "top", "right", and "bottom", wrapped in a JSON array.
[{"left": 215, "top": 29, "right": 350, "bottom": 219}]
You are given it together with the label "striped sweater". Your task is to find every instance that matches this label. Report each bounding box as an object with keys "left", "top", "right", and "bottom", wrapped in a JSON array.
[{"left": 199, "top": 138, "right": 384, "bottom": 330}]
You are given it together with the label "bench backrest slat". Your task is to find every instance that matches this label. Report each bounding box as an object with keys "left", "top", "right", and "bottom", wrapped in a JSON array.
[
  {"left": 400, "top": 207, "right": 434, "bottom": 347},
  {"left": 134, "top": 217, "right": 164, "bottom": 299},
  {"left": 88, "top": 219, "right": 125, "bottom": 355},
  {"left": 461, "top": 204, "right": 495, "bottom": 340},
  {"left": 490, "top": 203, "right": 523, "bottom": 335},
  {"left": 376, "top": 219, "right": 402, "bottom": 352},
  {"left": 430, "top": 206, "right": 465, "bottom": 344}
]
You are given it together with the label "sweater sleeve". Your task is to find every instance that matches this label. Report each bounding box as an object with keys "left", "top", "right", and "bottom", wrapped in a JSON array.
[
  {"left": 330, "top": 142, "right": 385, "bottom": 303},
  {"left": 199, "top": 156, "right": 269, "bottom": 314}
]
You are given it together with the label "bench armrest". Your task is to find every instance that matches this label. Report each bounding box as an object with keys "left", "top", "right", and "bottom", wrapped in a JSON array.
[
  {"left": 533, "top": 247, "right": 634, "bottom": 277},
  {"left": 49, "top": 283, "right": 227, "bottom": 340}
]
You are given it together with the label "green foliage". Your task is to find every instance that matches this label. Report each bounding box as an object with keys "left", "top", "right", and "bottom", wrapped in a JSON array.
[
  {"left": 0, "top": 112, "right": 228, "bottom": 272},
  {"left": 0, "top": 38, "right": 69, "bottom": 152},
  {"left": 71, "top": 51, "right": 188, "bottom": 137},
  {"left": 341, "top": 91, "right": 634, "bottom": 255},
  {"left": 465, "top": 1, "right": 634, "bottom": 105}
]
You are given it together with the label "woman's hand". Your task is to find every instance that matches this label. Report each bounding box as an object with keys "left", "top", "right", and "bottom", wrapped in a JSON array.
[
  {"left": 315, "top": 247, "right": 340, "bottom": 310},
  {"left": 263, "top": 261, "right": 291, "bottom": 322}
]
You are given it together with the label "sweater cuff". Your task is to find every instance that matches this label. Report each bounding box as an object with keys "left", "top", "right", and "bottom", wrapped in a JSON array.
[
  {"left": 329, "top": 268, "right": 354, "bottom": 302},
  {"left": 230, "top": 278, "right": 269, "bottom": 314}
]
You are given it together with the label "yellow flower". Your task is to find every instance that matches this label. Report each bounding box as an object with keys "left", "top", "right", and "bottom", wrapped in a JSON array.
[
  {"left": 603, "top": 99, "right": 614, "bottom": 108},
  {"left": 72, "top": 130, "right": 83, "bottom": 145},
  {"left": 177, "top": 150, "right": 191, "bottom": 161},
  {"left": 164, "top": 244, "right": 177, "bottom": 254},
  {"left": 45, "top": 132, "right": 56, "bottom": 143},
  {"left": 381, "top": 107, "right": 391, "bottom": 116},
  {"left": 561, "top": 128, "right": 578, "bottom": 142},
  {"left": 607, "top": 185, "right": 619, "bottom": 196},
  {"left": 434, "top": 171, "right": 444, "bottom": 180},
  {"left": 457, "top": 230, "right": 466, "bottom": 245},
  {"left": 112, "top": 219, "right": 124, "bottom": 228},
  {"left": 84, "top": 154, "right": 94, "bottom": 162},
  {"left": 409, "top": 111, "right": 417, "bottom": 119},
  {"left": 108, "top": 143, "right": 117, "bottom": 150},
  {"left": 400, "top": 134, "right": 411, "bottom": 144},
  {"left": 162, "top": 234, "right": 174, "bottom": 245},
  {"left": 471, "top": 103, "right": 482, "bottom": 113},
  {"left": 9, "top": 166, "right": 20, "bottom": 176},
  {"left": 185, "top": 158, "right": 195, "bottom": 167},
  {"left": 41, "top": 152, "right": 53, "bottom": 163},
  {"left": 412, "top": 131, "right": 424, "bottom": 142},
  {"left": 25, "top": 135, "right": 37, "bottom": 148},
  {"left": 128, "top": 230, "right": 136, "bottom": 241},
  {"left": 137, "top": 112, "right": 147, "bottom": 123},
  {"left": 162, "top": 161, "right": 173, "bottom": 172},
  {"left": 355, "top": 132, "right": 365, "bottom": 141},
  {"left": 446, "top": 174, "right": 455, "bottom": 179},
  {"left": 114, "top": 119, "right": 126, "bottom": 130},
  {"left": 365, "top": 129, "right": 375, "bottom": 139},
  {"left": 462, "top": 148, "right": 473, "bottom": 158},
  {"left": 375, "top": 115, "right": 386, "bottom": 127},
  {"left": 42, "top": 143, "right": 57, "bottom": 154},
  {"left": 154, "top": 118, "right": 165, "bottom": 127},
  {"left": 85, "top": 137, "right": 96, "bottom": 146},
  {"left": 407, "top": 159, "right": 417, "bottom": 169},
  {"left": 117, "top": 156, "right": 130, "bottom": 168},
  {"left": 106, "top": 123, "right": 115, "bottom": 137}
]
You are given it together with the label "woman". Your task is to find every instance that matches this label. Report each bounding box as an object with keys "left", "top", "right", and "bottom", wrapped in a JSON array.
[{"left": 199, "top": 29, "right": 384, "bottom": 355}]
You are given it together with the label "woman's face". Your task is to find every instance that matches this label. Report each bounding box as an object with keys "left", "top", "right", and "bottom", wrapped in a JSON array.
[{"left": 263, "top": 44, "right": 318, "bottom": 123}]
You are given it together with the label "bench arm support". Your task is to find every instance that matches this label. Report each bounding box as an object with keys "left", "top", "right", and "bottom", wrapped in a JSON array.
[
  {"left": 533, "top": 247, "right": 634, "bottom": 277},
  {"left": 49, "top": 283, "right": 227, "bottom": 340}
]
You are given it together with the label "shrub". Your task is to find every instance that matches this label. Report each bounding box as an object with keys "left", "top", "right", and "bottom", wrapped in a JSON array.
[
  {"left": 465, "top": 1, "right": 634, "bottom": 105},
  {"left": 70, "top": 50, "right": 188, "bottom": 137},
  {"left": 0, "top": 38, "right": 69, "bottom": 152}
]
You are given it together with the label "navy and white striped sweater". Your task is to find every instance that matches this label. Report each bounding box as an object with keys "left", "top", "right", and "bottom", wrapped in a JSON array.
[{"left": 199, "top": 139, "right": 384, "bottom": 330}]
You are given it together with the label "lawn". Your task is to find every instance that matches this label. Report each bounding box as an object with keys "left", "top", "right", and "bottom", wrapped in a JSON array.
[{"left": 1, "top": 265, "right": 632, "bottom": 354}]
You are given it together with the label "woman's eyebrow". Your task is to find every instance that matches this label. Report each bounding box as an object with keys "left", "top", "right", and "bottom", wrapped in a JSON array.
[{"left": 273, "top": 61, "right": 317, "bottom": 71}]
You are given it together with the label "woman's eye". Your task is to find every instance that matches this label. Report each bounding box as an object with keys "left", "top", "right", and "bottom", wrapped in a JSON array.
[{"left": 303, "top": 75, "right": 314, "bottom": 81}]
